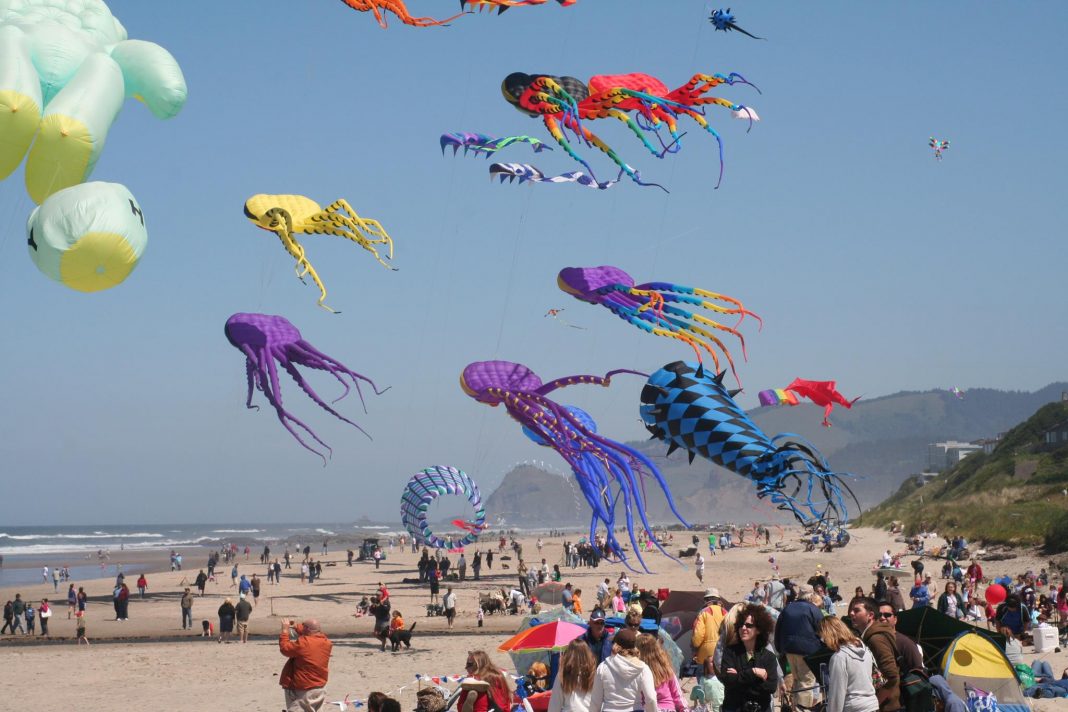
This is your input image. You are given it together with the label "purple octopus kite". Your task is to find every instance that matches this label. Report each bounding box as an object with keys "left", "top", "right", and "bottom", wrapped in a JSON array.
[
  {"left": 460, "top": 359, "right": 688, "bottom": 570},
  {"left": 224, "top": 313, "right": 388, "bottom": 461}
]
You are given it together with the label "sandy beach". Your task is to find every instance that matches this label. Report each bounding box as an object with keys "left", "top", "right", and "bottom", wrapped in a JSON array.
[{"left": 2, "top": 528, "right": 1065, "bottom": 711}]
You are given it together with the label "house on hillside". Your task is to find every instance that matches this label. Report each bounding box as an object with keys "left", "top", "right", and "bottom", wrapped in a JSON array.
[
  {"left": 927, "top": 440, "right": 983, "bottom": 471},
  {"left": 1043, "top": 420, "right": 1068, "bottom": 446}
]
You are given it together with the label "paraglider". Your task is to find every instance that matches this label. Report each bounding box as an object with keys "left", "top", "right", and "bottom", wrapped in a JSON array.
[
  {"left": 709, "top": 8, "right": 764, "bottom": 40},
  {"left": 244, "top": 194, "right": 397, "bottom": 313},
  {"left": 781, "top": 378, "right": 859, "bottom": 427},
  {"left": 461, "top": 360, "right": 688, "bottom": 571},
  {"left": 490, "top": 163, "right": 620, "bottom": 190},
  {"left": 27, "top": 182, "right": 147, "bottom": 292},
  {"left": 400, "top": 466, "right": 486, "bottom": 549},
  {"left": 0, "top": 0, "right": 187, "bottom": 204},
  {"left": 929, "top": 137, "right": 950, "bottom": 161},
  {"left": 337, "top": 0, "right": 466, "bottom": 28},
  {"left": 640, "top": 361, "right": 858, "bottom": 530},
  {"left": 440, "top": 132, "right": 551, "bottom": 156},
  {"left": 502, "top": 70, "right": 758, "bottom": 189},
  {"left": 224, "top": 313, "right": 389, "bottom": 462},
  {"left": 557, "top": 265, "right": 760, "bottom": 384}
]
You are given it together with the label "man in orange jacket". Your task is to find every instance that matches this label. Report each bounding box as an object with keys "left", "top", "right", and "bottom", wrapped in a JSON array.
[{"left": 279, "top": 618, "right": 333, "bottom": 711}]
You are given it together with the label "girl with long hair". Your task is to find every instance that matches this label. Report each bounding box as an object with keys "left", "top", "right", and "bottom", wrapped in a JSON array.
[
  {"left": 636, "top": 635, "right": 686, "bottom": 712},
  {"left": 460, "top": 650, "right": 511, "bottom": 712},
  {"left": 589, "top": 628, "right": 657, "bottom": 712},
  {"left": 548, "top": 639, "right": 596, "bottom": 712},
  {"left": 817, "top": 616, "right": 878, "bottom": 712}
]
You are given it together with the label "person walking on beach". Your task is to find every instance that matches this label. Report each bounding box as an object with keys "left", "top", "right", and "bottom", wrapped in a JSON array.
[
  {"left": 301, "top": 561, "right": 309, "bottom": 584},
  {"left": 458, "top": 553, "right": 467, "bottom": 582},
  {"left": 11, "top": 594, "right": 26, "bottom": 634},
  {"left": 67, "top": 584, "right": 77, "bottom": 618},
  {"left": 695, "top": 552, "right": 705, "bottom": 583},
  {"left": 428, "top": 565, "right": 440, "bottom": 605},
  {"left": 231, "top": 564, "right": 239, "bottom": 588},
  {"left": 181, "top": 588, "right": 194, "bottom": 630},
  {"left": 38, "top": 599, "right": 52, "bottom": 636},
  {"left": 218, "top": 598, "right": 236, "bottom": 643},
  {"left": 443, "top": 587, "right": 457, "bottom": 630},
  {"left": 51, "top": 567, "right": 60, "bottom": 592},
  {"left": 2, "top": 600, "right": 14, "bottom": 634},
  {"left": 274, "top": 559, "right": 282, "bottom": 584},
  {"left": 24, "top": 602, "right": 35, "bottom": 634},
  {"left": 137, "top": 574, "right": 148, "bottom": 599},
  {"left": 77, "top": 587, "right": 87, "bottom": 613},
  {"left": 279, "top": 617, "right": 332, "bottom": 712},
  {"left": 195, "top": 569, "right": 208, "bottom": 596},
  {"left": 42, "top": 566, "right": 49, "bottom": 584},
  {"left": 236, "top": 594, "right": 253, "bottom": 643},
  {"left": 118, "top": 582, "right": 130, "bottom": 620},
  {"left": 251, "top": 573, "right": 262, "bottom": 606},
  {"left": 75, "top": 610, "right": 89, "bottom": 645}
]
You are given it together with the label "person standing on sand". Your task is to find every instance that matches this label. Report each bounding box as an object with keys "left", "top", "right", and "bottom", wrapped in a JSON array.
[
  {"left": 301, "top": 560, "right": 309, "bottom": 584},
  {"left": 181, "top": 588, "right": 194, "bottom": 630},
  {"left": 195, "top": 570, "right": 208, "bottom": 596},
  {"left": 75, "top": 610, "right": 89, "bottom": 645},
  {"left": 279, "top": 617, "right": 332, "bottom": 711},
  {"left": 137, "top": 573, "right": 148, "bottom": 599},
  {"left": 444, "top": 587, "right": 457, "bottom": 630},
  {"left": 251, "top": 573, "right": 262, "bottom": 605},
  {"left": 274, "top": 559, "right": 282, "bottom": 584},
  {"left": 236, "top": 594, "right": 253, "bottom": 643},
  {"left": 231, "top": 564, "right": 239, "bottom": 588},
  {"left": 77, "top": 587, "right": 87, "bottom": 613},
  {"left": 38, "top": 599, "right": 51, "bottom": 636},
  {"left": 486, "top": 550, "right": 493, "bottom": 570},
  {"left": 695, "top": 553, "right": 705, "bottom": 583},
  {"left": 67, "top": 584, "right": 76, "bottom": 618},
  {"left": 52, "top": 567, "right": 60, "bottom": 592},
  {"left": 218, "top": 598, "right": 236, "bottom": 643}
]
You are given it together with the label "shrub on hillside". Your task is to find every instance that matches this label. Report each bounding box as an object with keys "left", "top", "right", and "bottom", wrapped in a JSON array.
[{"left": 1044, "top": 511, "right": 1068, "bottom": 554}]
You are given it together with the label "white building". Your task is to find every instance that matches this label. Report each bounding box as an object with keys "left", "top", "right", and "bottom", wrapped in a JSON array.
[{"left": 927, "top": 440, "right": 983, "bottom": 472}]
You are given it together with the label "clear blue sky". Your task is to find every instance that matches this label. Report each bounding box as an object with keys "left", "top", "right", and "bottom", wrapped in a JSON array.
[{"left": 1, "top": 1, "right": 1065, "bottom": 526}]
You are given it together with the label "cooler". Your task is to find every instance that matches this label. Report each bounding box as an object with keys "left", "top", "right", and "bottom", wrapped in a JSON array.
[{"left": 1033, "top": 625, "right": 1058, "bottom": 653}]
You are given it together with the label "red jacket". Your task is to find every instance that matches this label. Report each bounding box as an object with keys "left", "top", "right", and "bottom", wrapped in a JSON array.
[
  {"left": 279, "top": 626, "right": 333, "bottom": 690},
  {"left": 458, "top": 678, "right": 510, "bottom": 712}
]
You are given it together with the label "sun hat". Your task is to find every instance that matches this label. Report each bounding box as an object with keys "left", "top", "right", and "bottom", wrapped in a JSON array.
[{"left": 703, "top": 588, "right": 721, "bottom": 600}]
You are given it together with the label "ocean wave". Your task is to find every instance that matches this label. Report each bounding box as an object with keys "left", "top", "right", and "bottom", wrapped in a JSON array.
[
  {"left": 315, "top": 529, "right": 337, "bottom": 536},
  {"left": 211, "top": 529, "right": 263, "bottom": 534},
  {"left": 0, "top": 537, "right": 215, "bottom": 556},
  {"left": 0, "top": 532, "right": 165, "bottom": 541}
]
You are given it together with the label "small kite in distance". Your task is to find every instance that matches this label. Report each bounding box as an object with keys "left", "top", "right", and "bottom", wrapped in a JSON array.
[
  {"left": 709, "top": 8, "right": 764, "bottom": 40},
  {"left": 950, "top": 387, "right": 965, "bottom": 399},
  {"left": 929, "top": 137, "right": 950, "bottom": 161},
  {"left": 545, "top": 308, "right": 585, "bottom": 329}
]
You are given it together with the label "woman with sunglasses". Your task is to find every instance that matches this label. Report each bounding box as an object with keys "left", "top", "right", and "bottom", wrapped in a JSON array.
[
  {"left": 717, "top": 604, "right": 777, "bottom": 712},
  {"left": 818, "top": 616, "right": 879, "bottom": 712},
  {"left": 460, "top": 650, "right": 511, "bottom": 712}
]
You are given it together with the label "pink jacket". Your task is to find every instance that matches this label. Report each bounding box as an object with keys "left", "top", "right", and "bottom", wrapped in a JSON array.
[{"left": 651, "top": 675, "right": 685, "bottom": 712}]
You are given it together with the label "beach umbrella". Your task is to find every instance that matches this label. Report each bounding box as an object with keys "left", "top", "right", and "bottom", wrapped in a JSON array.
[
  {"left": 531, "top": 582, "right": 566, "bottom": 605},
  {"left": 499, "top": 621, "right": 587, "bottom": 653}
]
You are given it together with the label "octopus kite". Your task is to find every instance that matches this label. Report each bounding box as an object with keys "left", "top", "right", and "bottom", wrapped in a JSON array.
[
  {"left": 337, "top": 0, "right": 466, "bottom": 28},
  {"left": 558, "top": 265, "right": 760, "bottom": 384},
  {"left": 709, "top": 8, "right": 764, "bottom": 40},
  {"left": 244, "top": 194, "right": 396, "bottom": 313},
  {"left": 641, "top": 361, "right": 858, "bottom": 530},
  {"left": 461, "top": 360, "right": 687, "bottom": 570},
  {"left": 224, "top": 313, "right": 388, "bottom": 462},
  {"left": 502, "top": 70, "right": 758, "bottom": 189}
]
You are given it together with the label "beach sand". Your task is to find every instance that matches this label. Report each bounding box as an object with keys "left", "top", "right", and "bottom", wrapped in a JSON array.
[{"left": 2, "top": 527, "right": 1064, "bottom": 711}]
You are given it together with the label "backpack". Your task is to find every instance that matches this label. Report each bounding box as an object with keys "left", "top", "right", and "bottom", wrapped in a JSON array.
[{"left": 901, "top": 669, "right": 935, "bottom": 712}]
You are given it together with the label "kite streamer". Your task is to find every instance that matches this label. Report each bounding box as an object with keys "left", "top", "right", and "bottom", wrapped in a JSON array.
[
  {"left": 640, "top": 361, "right": 857, "bottom": 530},
  {"left": 441, "top": 133, "right": 552, "bottom": 156},
  {"left": 400, "top": 466, "right": 486, "bottom": 549},
  {"left": 490, "top": 163, "right": 620, "bottom": 189}
]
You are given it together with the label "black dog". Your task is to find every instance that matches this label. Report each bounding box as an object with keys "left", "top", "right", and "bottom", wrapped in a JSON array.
[{"left": 389, "top": 622, "right": 417, "bottom": 651}]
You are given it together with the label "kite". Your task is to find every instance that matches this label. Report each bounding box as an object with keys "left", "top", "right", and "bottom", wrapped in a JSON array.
[
  {"left": 557, "top": 265, "right": 761, "bottom": 384},
  {"left": 440, "top": 132, "right": 552, "bottom": 156},
  {"left": 0, "top": 0, "right": 187, "bottom": 205},
  {"left": 544, "top": 308, "right": 584, "bottom": 329},
  {"left": 929, "top": 137, "right": 950, "bottom": 161},
  {"left": 462, "top": 0, "right": 577, "bottom": 12},
  {"left": 640, "top": 361, "right": 858, "bottom": 530},
  {"left": 461, "top": 360, "right": 687, "bottom": 570},
  {"left": 709, "top": 8, "right": 765, "bottom": 40},
  {"left": 502, "top": 70, "right": 758, "bottom": 190},
  {"left": 490, "top": 163, "right": 620, "bottom": 189},
  {"left": 400, "top": 466, "right": 486, "bottom": 549},
  {"left": 337, "top": 0, "right": 467, "bottom": 28},
  {"left": 782, "top": 378, "right": 859, "bottom": 427},
  {"left": 224, "top": 313, "right": 388, "bottom": 462},
  {"left": 244, "top": 194, "right": 396, "bottom": 313},
  {"left": 27, "top": 182, "right": 147, "bottom": 292},
  {"left": 950, "top": 387, "right": 965, "bottom": 400},
  {"left": 451, "top": 519, "right": 483, "bottom": 533},
  {"left": 757, "top": 389, "right": 799, "bottom": 407},
  {"left": 732, "top": 107, "right": 760, "bottom": 122}
]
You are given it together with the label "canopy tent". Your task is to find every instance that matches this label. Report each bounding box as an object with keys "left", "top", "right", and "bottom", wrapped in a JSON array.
[{"left": 941, "top": 631, "right": 1029, "bottom": 712}]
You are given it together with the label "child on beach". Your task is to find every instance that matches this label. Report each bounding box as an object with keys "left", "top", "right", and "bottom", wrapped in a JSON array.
[
  {"left": 390, "top": 610, "right": 405, "bottom": 635},
  {"left": 75, "top": 611, "right": 89, "bottom": 645},
  {"left": 353, "top": 596, "right": 370, "bottom": 617}
]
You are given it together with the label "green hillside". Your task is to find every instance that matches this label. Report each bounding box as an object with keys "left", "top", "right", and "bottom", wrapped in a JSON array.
[{"left": 857, "top": 401, "right": 1068, "bottom": 550}]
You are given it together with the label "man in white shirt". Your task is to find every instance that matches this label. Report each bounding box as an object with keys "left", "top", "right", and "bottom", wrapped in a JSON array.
[
  {"left": 880, "top": 550, "right": 892, "bottom": 568},
  {"left": 765, "top": 574, "right": 787, "bottom": 611},
  {"left": 443, "top": 588, "right": 457, "bottom": 629}
]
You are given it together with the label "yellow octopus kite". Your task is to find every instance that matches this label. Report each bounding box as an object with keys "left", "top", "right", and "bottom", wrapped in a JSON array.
[{"left": 244, "top": 194, "right": 396, "bottom": 313}]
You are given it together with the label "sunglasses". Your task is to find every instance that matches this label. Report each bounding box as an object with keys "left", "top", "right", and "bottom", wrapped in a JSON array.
[
  {"left": 740, "top": 622, "right": 756, "bottom": 629},
  {"left": 877, "top": 612, "right": 895, "bottom": 619},
  {"left": 465, "top": 661, "right": 476, "bottom": 668}
]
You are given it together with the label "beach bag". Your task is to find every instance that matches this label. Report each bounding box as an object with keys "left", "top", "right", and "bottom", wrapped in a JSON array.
[
  {"left": 40, "top": 607, "right": 52, "bottom": 619},
  {"left": 1012, "top": 663, "right": 1035, "bottom": 689},
  {"left": 415, "top": 687, "right": 446, "bottom": 712},
  {"left": 871, "top": 660, "right": 888, "bottom": 689},
  {"left": 901, "top": 669, "right": 934, "bottom": 712}
]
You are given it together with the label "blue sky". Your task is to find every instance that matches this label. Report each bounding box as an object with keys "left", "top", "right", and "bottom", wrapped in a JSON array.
[{"left": 1, "top": 1, "right": 1066, "bottom": 526}]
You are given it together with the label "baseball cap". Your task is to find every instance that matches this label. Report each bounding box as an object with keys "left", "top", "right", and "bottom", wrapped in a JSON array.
[{"left": 589, "top": 608, "right": 606, "bottom": 622}]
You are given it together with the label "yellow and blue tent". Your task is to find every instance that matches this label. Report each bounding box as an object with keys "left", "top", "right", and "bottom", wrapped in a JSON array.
[{"left": 941, "top": 630, "right": 1029, "bottom": 711}]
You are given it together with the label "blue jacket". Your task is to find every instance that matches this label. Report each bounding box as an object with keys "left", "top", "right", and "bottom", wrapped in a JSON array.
[
  {"left": 772, "top": 601, "right": 823, "bottom": 656},
  {"left": 582, "top": 628, "right": 614, "bottom": 665}
]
